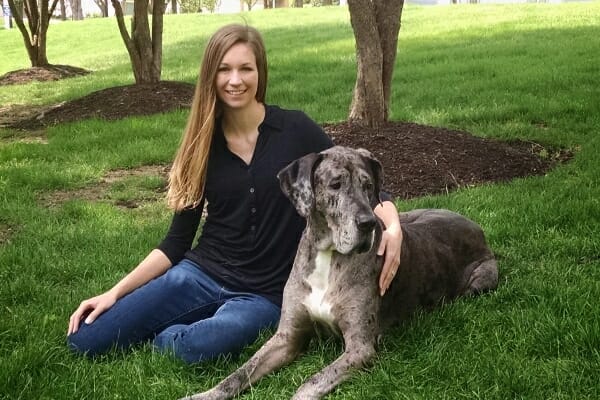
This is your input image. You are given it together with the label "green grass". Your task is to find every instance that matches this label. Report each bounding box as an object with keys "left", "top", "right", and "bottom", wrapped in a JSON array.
[{"left": 1, "top": 3, "right": 599, "bottom": 399}]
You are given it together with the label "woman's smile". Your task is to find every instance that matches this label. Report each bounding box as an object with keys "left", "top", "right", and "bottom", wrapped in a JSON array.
[{"left": 216, "top": 43, "right": 259, "bottom": 110}]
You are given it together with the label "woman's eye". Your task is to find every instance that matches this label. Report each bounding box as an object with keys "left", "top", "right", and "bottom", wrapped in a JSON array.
[{"left": 329, "top": 181, "right": 341, "bottom": 190}]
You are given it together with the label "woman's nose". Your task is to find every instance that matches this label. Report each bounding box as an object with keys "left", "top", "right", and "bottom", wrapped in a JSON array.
[{"left": 229, "top": 70, "right": 242, "bottom": 85}]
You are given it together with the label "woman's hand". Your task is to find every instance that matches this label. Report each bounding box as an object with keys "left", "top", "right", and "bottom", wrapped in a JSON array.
[
  {"left": 67, "top": 291, "right": 117, "bottom": 335},
  {"left": 66, "top": 249, "right": 172, "bottom": 336},
  {"left": 377, "top": 222, "right": 402, "bottom": 296},
  {"left": 373, "top": 200, "right": 403, "bottom": 296}
]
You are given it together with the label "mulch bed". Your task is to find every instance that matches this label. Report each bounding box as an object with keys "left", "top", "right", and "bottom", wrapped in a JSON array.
[
  {"left": 326, "top": 122, "right": 570, "bottom": 199},
  {"left": 0, "top": 64, "right": 90, "bottom": 85},
  {"left": 5, "top": 81, "right": 195, "bottom": 130}
]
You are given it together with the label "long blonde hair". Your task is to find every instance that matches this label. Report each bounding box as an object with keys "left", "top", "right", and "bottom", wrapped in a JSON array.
[{"left": 167, "top": 24, "right": 268, "bottom": 211}]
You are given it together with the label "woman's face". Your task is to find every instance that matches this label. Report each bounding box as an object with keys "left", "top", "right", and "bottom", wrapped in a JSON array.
[{"left": 215, "top": 42, "right": 259, "bottom": 111}]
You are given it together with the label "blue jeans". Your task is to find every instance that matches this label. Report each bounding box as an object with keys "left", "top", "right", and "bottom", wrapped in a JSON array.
[{"left": 67, "top": 259, "right": 281, "bottom": 364}]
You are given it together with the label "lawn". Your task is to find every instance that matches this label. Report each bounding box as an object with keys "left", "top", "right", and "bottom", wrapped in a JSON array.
[{"left": 1, "top": 3, "right": 599, "bottom": 399}]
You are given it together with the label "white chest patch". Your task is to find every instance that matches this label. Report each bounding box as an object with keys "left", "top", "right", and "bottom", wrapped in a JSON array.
[{"left": 304, "top": 250, "right": 335, "bottom": 326}]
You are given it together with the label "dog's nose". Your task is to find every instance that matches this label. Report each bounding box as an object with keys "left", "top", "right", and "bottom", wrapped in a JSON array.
[{"left": 356, "top": 215, "right": 377, "bottom": 233}]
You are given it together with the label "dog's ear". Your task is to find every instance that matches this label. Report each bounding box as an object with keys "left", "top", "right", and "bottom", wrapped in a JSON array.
[
  {"left": 357, "top": 148, "right": 384, "bottom": 206},
  {"left": 277, "top": 152, "right": 322, "bottom": 218}
]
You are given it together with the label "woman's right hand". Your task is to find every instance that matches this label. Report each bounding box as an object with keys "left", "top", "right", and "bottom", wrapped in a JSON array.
[
  {"left": 67, "top": 291, "right": 117, "bottom": 336},
  {"left": 66, "top": 249, "right": 172, "bottom": 336}
]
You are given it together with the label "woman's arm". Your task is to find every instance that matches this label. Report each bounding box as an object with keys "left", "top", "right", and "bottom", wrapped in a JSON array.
[
  {"left": 108, "top": 249, "right": 172, "bottom": 300},
  {"left": 68, "top": 249, "right": 172, "bottom": 335},
  {"left": 374, "top": 200, "right": 402, "bottom": 296}
]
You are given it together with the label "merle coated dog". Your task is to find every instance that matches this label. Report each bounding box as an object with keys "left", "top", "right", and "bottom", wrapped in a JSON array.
[{"left": 180, "top": 146, "right": 498, "bottom": 400}]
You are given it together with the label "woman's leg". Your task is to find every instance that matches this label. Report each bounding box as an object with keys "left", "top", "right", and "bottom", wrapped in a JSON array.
[
  {"left": 67, "top": 260, "right": 222, "bottom": 356},
  {"left": 153, "top": 291, "right": 281, "bottom": 364}
]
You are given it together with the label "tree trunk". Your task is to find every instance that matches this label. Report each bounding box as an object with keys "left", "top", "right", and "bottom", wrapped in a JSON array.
[
  {"left": 8, "top": 0, "right": 59, "bottom": 67},
  {"left": 347, "top": 0, "right": 404, "bottom": 128},
  {"left": 171, "top": 0, "right": 176, "bottom": 13},
  {"left": 245, "top": 0, "right": 259, "bottom": 11},
  {"left": 59, "top": 0, "right": 66, "bottom": 20},
  {"left": 294, "top": 0, "right": 302, "bottom": 7},
  {"left": 71, "top": 0, "right": 83, "bottom": 19},
  {"left": 93, "top": 0, "right": 109, "bottom": 16},
  {"left": 111, "top": 0, "right": 164, "bottom": 84}
]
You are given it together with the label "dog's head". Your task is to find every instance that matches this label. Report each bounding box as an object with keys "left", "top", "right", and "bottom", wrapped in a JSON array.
[{"left": 277, "top": 146, "right": 383, "bottom": 254}]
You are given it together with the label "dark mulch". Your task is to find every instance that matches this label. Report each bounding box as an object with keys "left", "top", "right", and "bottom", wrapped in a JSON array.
[
  {"left": 0, "top": 66, "right": 573, "bottom": 200},
  {"left": 6, "top": 81, "right": 196, "bottom": 130},
  {"left": 0, "top": 64, "right": 90, "bottom": 85},
  {"left": 326, "top": 122, "right": 571, "bottom": 199}
]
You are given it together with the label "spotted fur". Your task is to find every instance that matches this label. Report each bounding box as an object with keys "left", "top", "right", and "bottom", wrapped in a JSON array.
[{"left": 181, "top": 146, "right": 498, "bottom": 400}]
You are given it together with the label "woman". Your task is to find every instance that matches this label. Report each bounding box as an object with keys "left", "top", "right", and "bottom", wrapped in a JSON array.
[{"left": 67, "top": 24, "right": 402, "bottom": 364}]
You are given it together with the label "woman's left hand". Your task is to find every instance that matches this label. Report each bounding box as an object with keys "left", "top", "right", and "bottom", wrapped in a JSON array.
[{"left": 377, "top": 222, "right": 402, "bottom": 297}]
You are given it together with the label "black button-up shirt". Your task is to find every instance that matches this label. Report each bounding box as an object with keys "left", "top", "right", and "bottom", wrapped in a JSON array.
[{"left": 157, "top": 105, "right": 333, "bottom": 306}]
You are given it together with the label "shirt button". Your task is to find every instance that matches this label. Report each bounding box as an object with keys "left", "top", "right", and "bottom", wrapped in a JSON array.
[
  {"left": 250, "top": 225, "right": 256, "bottom": 231},
  {"left": 249, "top": 187, "right": 255, "bottom": 193},
  {"left": 251, "top": 207, "right": 257, "bottom": 213}
]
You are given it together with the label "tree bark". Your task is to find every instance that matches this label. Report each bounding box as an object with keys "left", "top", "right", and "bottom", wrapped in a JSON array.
[
  {"left": 59, "top": 0, "right": 66, "bottom": 20},
  {"left": 93, "top": 0, "right": 109, "bottom": 16},
  {"left": 347, "top": 0, "right": 404, "bottom": 128},
  {"left": 111, "top": 0, "right": 164, "bottom": 83},
  {"left": 8, "top": 0, "right": 58, "bottom": 67},
  {"left": 243, "top": 0, "right": 258, "bottom": 10},
  {"left": 71, "top": 0, "right": 83, "bottom": 19}
]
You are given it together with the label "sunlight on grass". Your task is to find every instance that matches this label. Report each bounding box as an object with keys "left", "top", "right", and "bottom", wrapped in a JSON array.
[{"left": 1, "top": 3, "right": 599, "bottom": 399}]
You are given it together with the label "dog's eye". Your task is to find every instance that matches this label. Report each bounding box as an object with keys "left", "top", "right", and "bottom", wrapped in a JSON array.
[{"left": 329, "top": 181, "right": 342, "bottom": 190}]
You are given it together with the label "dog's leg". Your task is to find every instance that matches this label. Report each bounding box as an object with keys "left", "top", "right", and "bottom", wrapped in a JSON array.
[
  {"left": 180, "top": 318, "right": 312, "bottom": 400},
  {"left": 291, "top": 331, "right": 376, "bottom": 400},
  {"left": 463, "top": 258, "right": 498, "bottom": 296}
]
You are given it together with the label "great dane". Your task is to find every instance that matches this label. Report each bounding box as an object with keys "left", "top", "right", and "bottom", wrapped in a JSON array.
[{"left": 180, "top": 146, "right": 498, "bottom": 400}]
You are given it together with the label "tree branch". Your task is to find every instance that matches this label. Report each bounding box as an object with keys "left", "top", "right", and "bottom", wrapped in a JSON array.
[
  {"left": 151, "top": 0, "right": 165, "bottom": 75},
  {"left": 111, "top": 0, "right": 134, "bottom": 52},
  {"left": 49, "top": 0, "right": 60, "bottom": 17},
  {"left": 7, "top": 0, "right": 34, "bottom": 54},
  {"left": 24, "top": 0, "right": 36, "bottom": 36}
]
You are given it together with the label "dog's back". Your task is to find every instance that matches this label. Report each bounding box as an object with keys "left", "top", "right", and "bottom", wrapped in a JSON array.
[{"left": 379, "top": 209, "right": 497, "bottom": 328}]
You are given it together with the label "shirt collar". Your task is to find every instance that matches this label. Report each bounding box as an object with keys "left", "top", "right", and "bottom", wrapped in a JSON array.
[
  {"left": 260, "top": 104, "right": 284, "bottom": 131},
  {"left": 212, "top": 104, "right": 282, "bottom": 152}
]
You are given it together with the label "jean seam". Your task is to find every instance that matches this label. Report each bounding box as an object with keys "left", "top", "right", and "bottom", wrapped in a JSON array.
[{"left": 151, "top": 299, "right": 224, "bottom": 335}]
